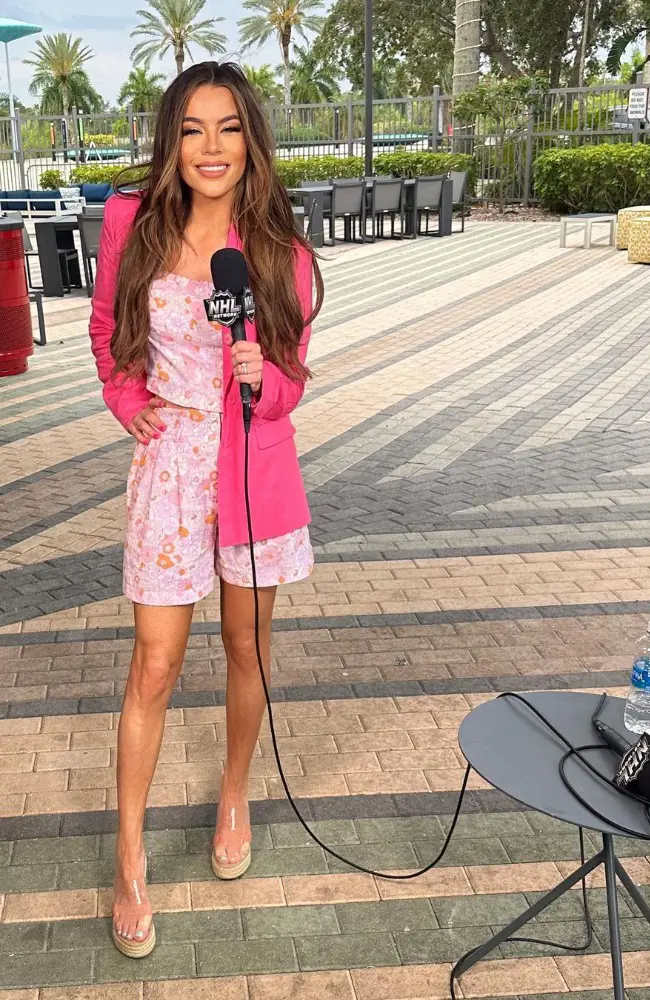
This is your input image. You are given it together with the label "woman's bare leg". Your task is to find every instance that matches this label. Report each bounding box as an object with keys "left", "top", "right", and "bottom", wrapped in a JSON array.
[
  {"left": 113, "top": 602, "right": 194, "bottom": 942},
  {"left": 213, "top": 581, "right": 276, "bottom": 865}
]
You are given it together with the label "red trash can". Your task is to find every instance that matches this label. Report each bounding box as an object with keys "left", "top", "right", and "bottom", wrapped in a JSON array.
[{"left": 0, "top": 217, "right": 34, "bottom": 377}]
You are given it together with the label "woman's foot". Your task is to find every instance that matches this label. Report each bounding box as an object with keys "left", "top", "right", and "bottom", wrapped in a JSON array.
[
  {"left": 212, "top": 780, "right": 252, "bottom": 880},
  {"left": 112, "top": 843, "right": 156, "bottom": 958}
]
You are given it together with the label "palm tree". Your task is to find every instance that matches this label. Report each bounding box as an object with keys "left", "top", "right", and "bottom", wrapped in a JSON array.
[
  {"left": 131, "top": 0, "right": 227, "bottom": 77},
  {"left": 239, "top": 0, "right": 325, "bottom": 106},
  {"left": 452, "top": 0, "right": 481, "bottom": 94},
  {"left": 0, "top": 93, "right": 27, "bottom": 116},
  {"left": 243, "top": 64, "right": 283, "bottom": 101},
  {"left": 24, "top": 33, "right": 98, "bottom": 117},
  {"left": 118, "top": 68, "right": 166, "bottom": 111},
  {"left": 607, "top": 3, "right": 650, "bottom": 83},
  {"left": 288, "top": 45, "right": 339, "bottom": 103}
]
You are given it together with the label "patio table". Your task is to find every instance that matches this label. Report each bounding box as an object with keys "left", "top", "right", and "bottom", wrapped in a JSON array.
[{"left": 286, "top": 176, "right": 453, "bottom": 246}]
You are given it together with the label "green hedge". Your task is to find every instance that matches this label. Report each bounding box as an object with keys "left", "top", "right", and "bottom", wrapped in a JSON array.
[
  {"left": 40, "top": 169, "right": 65, "bottom": 190},
  {"left": 85, "top": 133, "right": 121, "bottom": 148},
  {"left": 375, "top": 151, "right": 476, "bottom": 191},
  {"left": 274, "top": 156, "right": 364, "bottom": 187},
  {"left": 274, "top": 151, "right": 475, "bottom": 189},
  {"left": 65, "top": 151, "right": 474, "bottom": 194},
  {"left": 69, "top": 164, "right": 146, "bottom": 185},
  {"left": 534, "top": 144, "right": 650, "bottom": 214}
]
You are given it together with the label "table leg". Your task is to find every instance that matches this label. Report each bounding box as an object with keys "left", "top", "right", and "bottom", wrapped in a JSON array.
[
  {"left": 453, "top": 848, "right": 604, "bottom": 979},
  {"left": 439, "top": 177, "right": 453, "bottom": 237},
  {"left": 34, "top": 221, "right": 64, "bottom": 297},
  {"left": 603, "top": 834, "right": 625, "bottom": 1000},
  {"left": 615, "top": 857, "right": 650, "bottom": 924},
  {"left": 307, "top": 194, "right": 324, "bottom": 249}
]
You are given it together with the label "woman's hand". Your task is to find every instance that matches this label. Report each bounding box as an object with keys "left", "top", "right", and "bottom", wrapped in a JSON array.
[
  {"left": 126, "top": 397, "right": 167, "bottom": 445},
  {"left": 227, "top": 335, "right": 263, "bottom": 395}
]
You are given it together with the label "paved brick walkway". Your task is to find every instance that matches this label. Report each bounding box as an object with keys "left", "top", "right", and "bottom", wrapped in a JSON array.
[{"left": 1, "top": 221, "right": 650, "bottom": 998}]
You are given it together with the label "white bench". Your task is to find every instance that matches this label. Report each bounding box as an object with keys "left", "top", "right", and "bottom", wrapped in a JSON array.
[{"left": 559, "top": 213, "right": 617, "bottom": 249}]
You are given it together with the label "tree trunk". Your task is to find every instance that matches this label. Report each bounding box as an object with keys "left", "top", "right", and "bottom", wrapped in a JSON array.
[
  {"left": 644, "top": 29, "right": 650, "bottom": 84},
  {"left": 577, "top": 0, "right": 591, "bottom": 87},
  {"left": 282, "top": 31, "right": 291, "bottom": 105},
  {"left": 62, "top": 81, "right": 70, "bottom": 119},
  {"left": 175, "top": 47, "right": 184, "bottom": 76},
  {"left": 482, "top": 16, "right": 523, "bottom": 79},
  {"left": 453, "top": 0, "right": 482, "bottom": 95}
]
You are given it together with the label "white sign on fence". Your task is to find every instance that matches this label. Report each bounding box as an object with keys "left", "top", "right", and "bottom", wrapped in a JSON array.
[{"left": 627, "top": 87, "right": 649, "bottom": 120}]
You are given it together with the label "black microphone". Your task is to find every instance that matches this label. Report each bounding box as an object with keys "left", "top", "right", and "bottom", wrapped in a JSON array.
[
  {"left": 592, "top": 695, "right": 650, "bottom": 798},
  {"left": 204, "top": 248, "right": 256, "bottom": 433}
]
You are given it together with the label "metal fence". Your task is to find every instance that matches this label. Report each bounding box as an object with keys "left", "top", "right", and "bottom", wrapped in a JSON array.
[
  {"left": 0, "top": 83, "right": 645, "bottom": 204},
  {"left": 457, "top": 83, "right": 643, "bottom": 206}
]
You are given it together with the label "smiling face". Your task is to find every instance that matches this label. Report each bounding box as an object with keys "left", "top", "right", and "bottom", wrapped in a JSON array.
[{"left": 179, "top": 84, "right": 248, "bottom": 204}]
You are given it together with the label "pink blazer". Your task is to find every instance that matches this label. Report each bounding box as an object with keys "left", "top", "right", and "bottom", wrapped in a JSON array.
[{"left": 89, "top": 191, "right": 314, "bottom": 546}]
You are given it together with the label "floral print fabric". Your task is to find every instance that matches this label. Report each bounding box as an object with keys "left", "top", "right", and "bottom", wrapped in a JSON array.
[{"left": 122, "top": 275, "right": 313, "bottom": 606}]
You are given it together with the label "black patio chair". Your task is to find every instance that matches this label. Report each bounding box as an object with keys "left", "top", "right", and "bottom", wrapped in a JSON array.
[
  {"left": 77, "top": 213, "right": 103, "bottom": 297},
  {"left": 410, "top": 175, "right": 445, "bottom": 238},
  {"left": 367, "top": 177, "right": 405, "bottom": 241},
  {"left": 325, "top": 179, "right": 366, "bottom": 244},
  {"left": 6, "top": 210, "right": 76, "bottom": 294},
  {"left": 450, "top": 170, "right": 469, "bottom": 232}
]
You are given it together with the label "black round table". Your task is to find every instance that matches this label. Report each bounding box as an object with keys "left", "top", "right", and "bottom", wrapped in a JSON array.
[{"left": 457, "top": 691, "right": 650, "bottom": 999}]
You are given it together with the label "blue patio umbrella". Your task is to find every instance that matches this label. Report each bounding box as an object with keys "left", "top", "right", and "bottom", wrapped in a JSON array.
[{"left": 0, "top": 17, "right": 42, "bottom": 120}]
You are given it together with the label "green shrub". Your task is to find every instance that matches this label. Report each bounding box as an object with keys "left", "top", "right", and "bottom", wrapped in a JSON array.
[
  {"left": 273, "top": 152, "right": 476, "bottom": 189},
  {"left": 70, "top": 163, "right": 147, "bottom": 185},
  {"left": 534, "top": 143, "right": 650, "bottom": 213},
  {"left": 374, "top": 151, "right": 477, "bottom": 192},
  {"left": 275, "top": 124, "right": 332, "bottom": 143},
  {"left": 85, "top": 133, "right": 124, "bottom": 149},
  {"left": 68, "top": 151, "right": 476, "bottom": 194},
  {"left": 274, "top": 156, "right": 364, "bottom": 187},
  {"left": 40, "top": 169, "right": 64, "bottom": 190}
]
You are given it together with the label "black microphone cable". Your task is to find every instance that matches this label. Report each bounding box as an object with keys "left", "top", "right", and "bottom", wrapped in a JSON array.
[
  {"left": 449, "top": 691, "right": 650, "bottom": 999},
  {"left": 239, "top": 405, "right": 650, "bottom": 993},
  {"left": 243, "top": 421, "right": 471, "bottom": 880}
]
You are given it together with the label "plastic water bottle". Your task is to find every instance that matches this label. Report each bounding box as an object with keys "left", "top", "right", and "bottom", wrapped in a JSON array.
[{"left": 624, "top": 626, "right": 650, "bottom": 734}]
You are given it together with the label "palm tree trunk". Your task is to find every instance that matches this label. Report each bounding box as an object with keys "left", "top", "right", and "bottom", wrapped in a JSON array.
[
  {"left": 281, "top": 31, "right": 291, "bottom": 106},
  {"left": 577, "top": 0, "right": 591, "bottom": 87},
  {"left": 62, "top": 80, "right": 70, "bottom": 119},
  {"left": 644, "top": 29, "right": 650, "bottom": 85},
  {"left": 452, "top": 0, "right": 482, "bottom": 95},
  {"left": 175, "top": 47, "right": 184, "bottom": 76}
]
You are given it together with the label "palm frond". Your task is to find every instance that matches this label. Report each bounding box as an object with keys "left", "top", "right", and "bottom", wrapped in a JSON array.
[
  {"left": 607, "top": 26, "right": 644, "bottom": 75},
  {"left": 130, "top": 15, "right": 170, "bottom": 38},
  {"left": 239, "top": 16, "right": 275, "bottom": 48},
  {"left": 131, "top": 39, "right": 171, "bottom": 67},
  {"left": 188, "top": 30, "right": 227, "bottom": 53}
]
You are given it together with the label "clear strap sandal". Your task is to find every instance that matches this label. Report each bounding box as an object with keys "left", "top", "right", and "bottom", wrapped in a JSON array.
[
  {"left": 211, "top": 804, "right": 252, "bottom": 880},
  {"left": 112, "top": 852, "right": 156, "bottom": 958}
]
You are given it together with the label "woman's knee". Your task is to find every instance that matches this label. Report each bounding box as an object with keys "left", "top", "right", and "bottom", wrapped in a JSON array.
[
  {"left": 129, "top": 644, "right": 182, "bottom": 701},
  {"left": 222, "top": 625, "right": 266, "bottom": 671}
]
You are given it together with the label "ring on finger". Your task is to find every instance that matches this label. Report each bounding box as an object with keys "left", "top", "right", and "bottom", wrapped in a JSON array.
[{"left": 240, "top": 362, "right": 248, "bottom": 376}]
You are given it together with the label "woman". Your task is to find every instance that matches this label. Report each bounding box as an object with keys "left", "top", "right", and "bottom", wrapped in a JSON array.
[{"left": 89, "top": 61, "right": 323, "bottom": 959}]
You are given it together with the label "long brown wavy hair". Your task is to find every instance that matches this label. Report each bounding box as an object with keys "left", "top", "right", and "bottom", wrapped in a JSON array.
[{"left": 110, "top": 61, "right": 323, "bottom": 381}]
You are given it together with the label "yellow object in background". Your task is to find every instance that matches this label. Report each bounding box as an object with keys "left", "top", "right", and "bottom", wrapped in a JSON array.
[
  {"left": 627, "top": 216, "right": 650, "bottom": 263},
  {"left": 616, "top": 206, "right": 650, "bottom": 250}
]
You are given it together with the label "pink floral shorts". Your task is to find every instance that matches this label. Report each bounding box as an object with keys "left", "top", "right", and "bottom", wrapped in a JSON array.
[{"left": 123, "top": 404, "right": 313, "bottom": 606}]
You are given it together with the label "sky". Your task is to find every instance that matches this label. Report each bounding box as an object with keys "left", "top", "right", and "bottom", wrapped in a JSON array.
[{"left": 0, "top": 0, "right": 299, "bottom": 106}]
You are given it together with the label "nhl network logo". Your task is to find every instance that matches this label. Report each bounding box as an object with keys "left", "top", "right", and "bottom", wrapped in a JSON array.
[
  {"left": 204, "top": 290, "right": 240, "bottom": 327},
  {"left": 204, "top": 287, "right": 256, "bottom": 326}
]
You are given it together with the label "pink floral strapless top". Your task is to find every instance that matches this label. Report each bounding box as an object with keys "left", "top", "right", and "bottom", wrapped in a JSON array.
[{"left": 146, "top": 273, "right": 223, "bottom": 412}]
